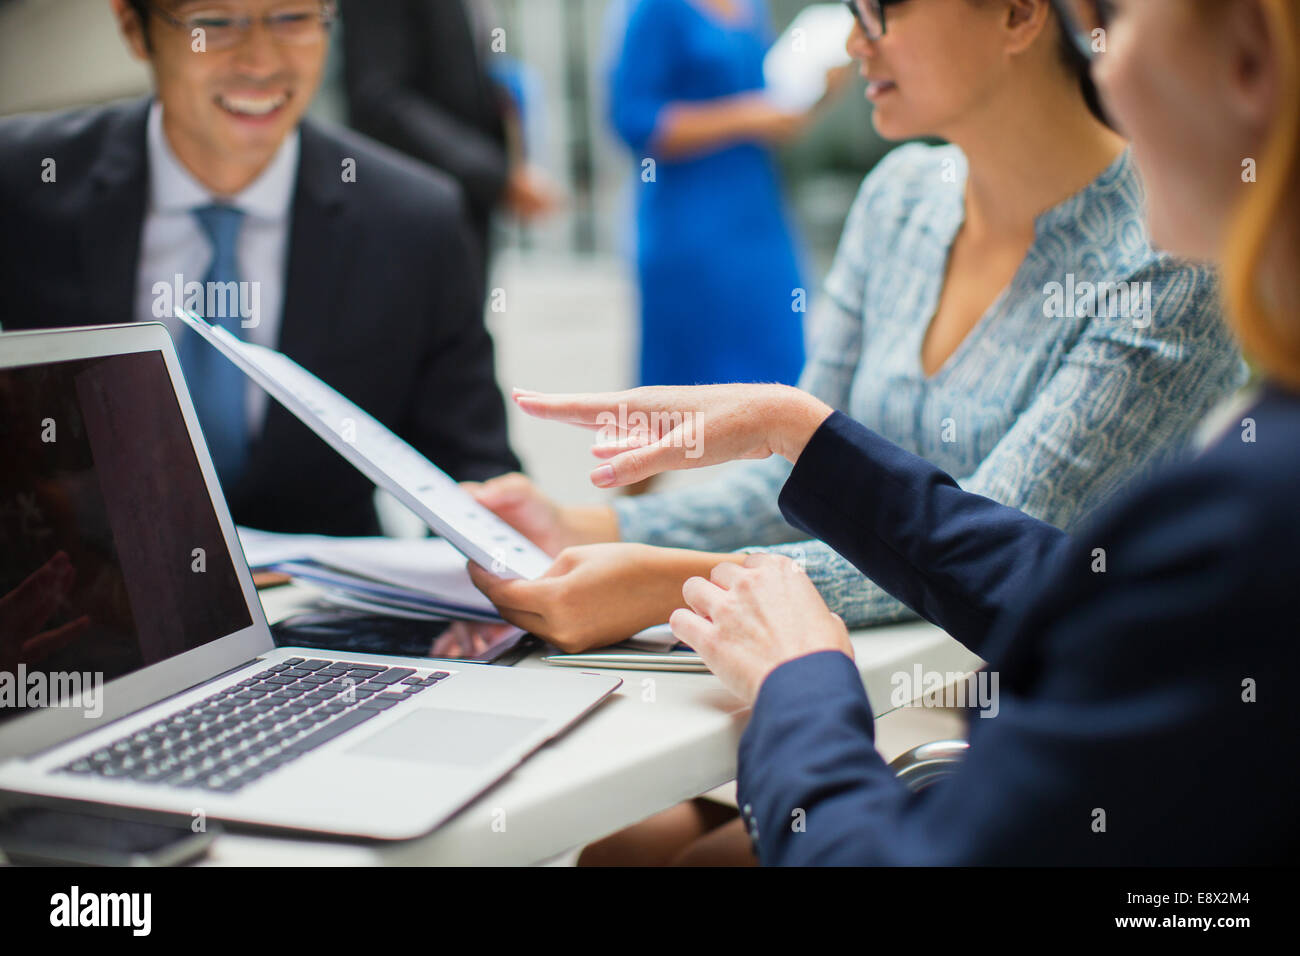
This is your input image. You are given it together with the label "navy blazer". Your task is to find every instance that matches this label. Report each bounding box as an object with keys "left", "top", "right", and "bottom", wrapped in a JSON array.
[
  {"left": 0, "top": 98, "right": 520, "bottom": 535},
  {"left": 737, "top": 385, "right": 1300, "bottom": 865}
]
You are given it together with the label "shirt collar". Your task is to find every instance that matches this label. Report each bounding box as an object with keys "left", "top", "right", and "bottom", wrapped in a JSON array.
[{"left": 146, "top": 100, "right": 300, "bottom": 221}]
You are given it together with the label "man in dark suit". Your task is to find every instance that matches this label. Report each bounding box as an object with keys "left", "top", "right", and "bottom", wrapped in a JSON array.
[
  {"left": 339, "top": 0, "right": 559, "bottom": 275},
  {"left": 0, "top": 0, "right": 520, "bottom": 536}
]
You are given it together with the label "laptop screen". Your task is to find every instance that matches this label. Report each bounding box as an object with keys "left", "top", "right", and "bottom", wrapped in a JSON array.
[{"left": 0, "top": 350, "right": 252, "bottom": 722}]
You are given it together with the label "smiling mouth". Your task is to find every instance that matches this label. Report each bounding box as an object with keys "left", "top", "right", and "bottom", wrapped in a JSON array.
[
  {"left": 215, "top": 91, "right": 291, "bottom": 118},
  {"left": 865, "top": 80, "right": 898, "bottom": 98}
]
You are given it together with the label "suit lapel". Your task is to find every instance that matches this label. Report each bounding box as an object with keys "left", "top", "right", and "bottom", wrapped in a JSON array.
[
  {"left": 277, "top": 120, "right": 347, "bottom": 369},
  {"left": 80, "top": 100, "right": 150, "bottom": 327}
]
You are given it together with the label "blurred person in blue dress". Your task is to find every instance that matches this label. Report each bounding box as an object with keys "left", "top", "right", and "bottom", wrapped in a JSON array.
[{"left": 605, "top": 0, "right": 845, "bottom": 402}]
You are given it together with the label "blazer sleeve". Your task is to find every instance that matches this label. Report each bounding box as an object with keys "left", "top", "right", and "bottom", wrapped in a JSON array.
[
  {"left": 340, "top": 0, "right": 509, "bottom": 214},
  {"left": 399, "top": 196, "right": 520, "bottom": 481},
  {"left": 741, "top": 437, "right": 1294, "bottom": 865},
  {"left": 778, "top": 411, "right": 1070, "bottom": 653}
]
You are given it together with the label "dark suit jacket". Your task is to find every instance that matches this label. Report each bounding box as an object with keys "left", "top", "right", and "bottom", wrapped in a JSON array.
[
  {"left": 340, "top": 0, "right": 509, "bottom": 263},
  {"left": 0, "top": 98, "right": 520, "bottom": 536},
  {"left": 738, "top": 389, "right": 1300, "bottom": 865}
]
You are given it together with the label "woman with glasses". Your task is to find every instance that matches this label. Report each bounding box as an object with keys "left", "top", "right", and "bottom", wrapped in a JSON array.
[
  {"left": 507, "top": 0, "right": 1300, "bottom": 866},
  {"left": 470, "top": 0, "right": 1244, "bottom": 664},
  {"left": 474, "top": 0, "right": 1246, "bottom": 862}
]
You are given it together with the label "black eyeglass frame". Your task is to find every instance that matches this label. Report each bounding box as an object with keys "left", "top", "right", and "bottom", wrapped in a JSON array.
[
  {"left": 141, "top": 1, "right": 338, "bottom": 43},
  {"left": 842, "top": 0, "right": 905, "bottom": 42}
]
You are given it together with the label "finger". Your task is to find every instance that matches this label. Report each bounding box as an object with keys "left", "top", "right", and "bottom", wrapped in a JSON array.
[
  {"left": 493, "top": 604, "right": 551, "bottom": 637},
  {"left": 467, "top": 472, "right": 532, "bottom": 506},
  {"left": 590, "top": 431, "right": 655, "bottom": 458},
  {"left": 466, "top": 561, "right": 550, "bottom": 614},
  {"left": 668, "top": 606, "right": 718, "bottom": 654},
  {"left": 681, "top": 575, "right": 727, "bottom": 620},
  {"left": 431, "top": 622, "right": 472, "bottom": 658},
  {"left": 708, "top": 561, "right": 748, "bottom": 589},
  {"left": 590, "top": 437, "right": 689, "bottom": 488},
  {"left": 512, "top": 389, "right": 637, "bottom": 427},
  {"left": 742, "top": 552, "right": 785, "bottom": 571},
  {"left": 430, "top": 633, "right": 465, "bottom": 658}
]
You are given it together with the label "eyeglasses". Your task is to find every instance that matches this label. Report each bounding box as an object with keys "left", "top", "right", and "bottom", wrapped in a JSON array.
[
  {"left": 1049, "top": 0, "right": 1113, "bottom": 61},
  {"left": 143, "top": 1, "right": 337, "bottom": 51},
  {"left": 843, "top": 0, "right": 905, "bottom": 41}
]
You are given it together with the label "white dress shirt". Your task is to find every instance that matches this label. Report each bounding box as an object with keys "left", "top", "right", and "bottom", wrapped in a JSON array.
[{"left": 135, "top": 101, "right": 299, "bottom": 434}]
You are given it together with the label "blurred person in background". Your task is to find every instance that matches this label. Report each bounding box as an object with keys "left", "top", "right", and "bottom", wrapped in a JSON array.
[
  {"left": 465, "top": 0, "right": 1247, "bottom": 670},
  {"left": 0, "top": 0, "right": 520, "bottom": 535},
  {"left": 605, "top": 0, "right": 844, "bottom": 493},
  {"left": 339, "top": 0, "right": 562, "bottom": 286}
]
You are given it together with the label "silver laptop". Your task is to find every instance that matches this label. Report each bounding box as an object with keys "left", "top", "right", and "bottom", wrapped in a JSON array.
[{"left": 0, "top": 322, "right": 621, "bottom": 839}]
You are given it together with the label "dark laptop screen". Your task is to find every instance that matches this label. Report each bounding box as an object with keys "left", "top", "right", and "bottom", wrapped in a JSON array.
[{"left": 0, "top": 350, "right": 252, "bottom": 722}]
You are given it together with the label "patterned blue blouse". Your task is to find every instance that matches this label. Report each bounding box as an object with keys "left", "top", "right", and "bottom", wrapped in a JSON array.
[{"left": 614, "top": 143, "right": 1249, "bottom": 628}]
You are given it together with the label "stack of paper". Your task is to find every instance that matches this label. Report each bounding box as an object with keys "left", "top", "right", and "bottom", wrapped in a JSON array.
[
  {"left": 239, "top": 528, "right": 681, "bottom": 651},
  {"left": 238, "top": 528, "right": 502, "bottom": 622}
]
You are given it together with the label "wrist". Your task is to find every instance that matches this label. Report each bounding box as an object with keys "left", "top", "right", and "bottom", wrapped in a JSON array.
[
  {"left": 770, "top": 387, "right": 833, "bottom": 463},
  {"left": 733, "top": 94, "right": 778, "bottom": 138},
  {"left": 660, "top": 548, "right": 746, "bottom": 589},
  {"left": 563, "top": 505, "right": 621, "bottom": 546}
]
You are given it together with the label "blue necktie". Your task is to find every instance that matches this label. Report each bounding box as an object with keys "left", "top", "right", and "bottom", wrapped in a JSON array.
[{"left": 181, "top": 204, "right": 249, "bottom": 485}]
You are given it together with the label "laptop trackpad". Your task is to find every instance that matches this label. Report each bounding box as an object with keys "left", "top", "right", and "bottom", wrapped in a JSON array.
[{"left": 348, "top": 708, "right": 546, "bottom": 767}]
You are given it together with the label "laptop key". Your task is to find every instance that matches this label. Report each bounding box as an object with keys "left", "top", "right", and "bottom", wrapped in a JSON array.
[
  {"left": 369, "top": 668, "right": 415, "bottom": 685},
  {"left": 285, "top": 707, "right": 381, "bottom": 754}
]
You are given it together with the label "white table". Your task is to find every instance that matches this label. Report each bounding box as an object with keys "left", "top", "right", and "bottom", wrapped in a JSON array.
[{"left": 201, "top": 585, "right": 983, "bottom": 866}]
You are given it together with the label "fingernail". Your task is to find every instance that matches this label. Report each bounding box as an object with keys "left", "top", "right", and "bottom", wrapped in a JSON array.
[{"left": 591, "top": 464, "right": 616, "bottom": 487}]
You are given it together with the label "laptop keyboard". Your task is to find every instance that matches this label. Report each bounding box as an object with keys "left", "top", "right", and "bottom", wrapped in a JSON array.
[{"left": 58, "top": 658, "right": 450, "bottom": 794}]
